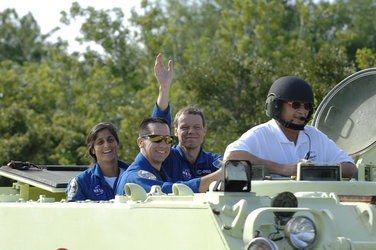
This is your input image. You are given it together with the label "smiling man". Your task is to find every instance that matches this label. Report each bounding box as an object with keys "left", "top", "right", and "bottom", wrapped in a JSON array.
[
  {"left": 151, "top": 53, "right": 223, "bottom": 182},
  {"left": 116, "top": 117, "right": 221, "bottom": 194},
  {"left": 224, "top": 76, "right": 357, "bottom": 178}
]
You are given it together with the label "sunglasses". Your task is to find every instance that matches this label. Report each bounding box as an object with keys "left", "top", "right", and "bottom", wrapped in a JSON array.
[
  {"left": 286, "top": 101, "right": 313, "bottom": 111},
  {"left": 141, "top": 135, "right": 173, "bottom": 144}
]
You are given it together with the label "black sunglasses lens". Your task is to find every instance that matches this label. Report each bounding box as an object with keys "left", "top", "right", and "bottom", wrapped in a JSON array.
[
  {"left": 304, "top": 103, "right": 312, "bottom": 110},
  {"left": 291, "top": 102, "right": 301, "bottom": 109},
  {"left": 291, "top": 102, "right": 312, "bottom": 111}
]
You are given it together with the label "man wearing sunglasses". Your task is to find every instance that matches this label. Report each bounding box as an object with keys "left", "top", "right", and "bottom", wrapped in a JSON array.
[
  {"left": 116, "top": 117, "right": 221, "bottom": 194},
  {"left": 224, "top": 76, "right": 357, "bottom": 178},
  {"left": 151, "top": 53, "right": 223, "bottom": 183}
]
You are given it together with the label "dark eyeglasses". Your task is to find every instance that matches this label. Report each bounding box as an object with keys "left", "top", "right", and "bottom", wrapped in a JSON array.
[
  {"left": 286, "top": 101, "right": 313, "bottom": 111},
  {"left": 141, "top": 135, "right": 173, "bottom": 144}
]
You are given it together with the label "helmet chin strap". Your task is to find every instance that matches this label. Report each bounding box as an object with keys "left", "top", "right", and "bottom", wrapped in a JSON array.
[{"left": 275, "top": 116, "right": 306, "bottom": 130}]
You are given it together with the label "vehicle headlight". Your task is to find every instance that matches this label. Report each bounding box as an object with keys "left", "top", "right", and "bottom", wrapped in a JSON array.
[
  {"left": 246, "top": 237, "right": 278, "bottom": 250},
  {"left": 285, "top": 216, "right": 316, "bottom": 249},
  {"left": 271, "top": 191, "right": 298, "bottom": 225}
]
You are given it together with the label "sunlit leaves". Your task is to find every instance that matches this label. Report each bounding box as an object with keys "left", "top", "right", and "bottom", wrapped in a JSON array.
[{"left": 356, "top": 48, "right": 376, "bottom": 70}]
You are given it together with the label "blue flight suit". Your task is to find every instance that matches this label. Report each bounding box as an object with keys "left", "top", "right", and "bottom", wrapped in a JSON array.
[
  {"left": 152, "top": 103, "right": 223, "bottom": 181},
  {"left": 164, "top": 145, "right": 223, "bottom": 181},
  {"left": 65, "top": 160, "right": 129, "bottom": 201},
  {"left": 116, "top": 153, "right": 201, "bottom": 194}
]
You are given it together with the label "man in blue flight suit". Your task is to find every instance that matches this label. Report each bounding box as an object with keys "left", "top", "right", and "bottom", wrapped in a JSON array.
[
  {"left": 152, "top": 53, "right": 223, "bottom": 182},
  {"left": 116, "top": 117, "right": 221, "bottom": 194}
]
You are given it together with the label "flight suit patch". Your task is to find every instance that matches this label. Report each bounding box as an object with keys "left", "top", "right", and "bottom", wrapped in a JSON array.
[{"left": 138, "top": 170, "right": 157, "bottom": 180}]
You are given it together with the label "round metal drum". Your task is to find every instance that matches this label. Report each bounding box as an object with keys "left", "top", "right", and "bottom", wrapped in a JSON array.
[{"left": 312, "top": 68, "right": 376, "bottom": 157}]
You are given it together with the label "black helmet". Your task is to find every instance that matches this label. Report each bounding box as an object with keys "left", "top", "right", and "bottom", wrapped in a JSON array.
[{"left": 265, "top": 76, "right": 314, "bottom": 130}]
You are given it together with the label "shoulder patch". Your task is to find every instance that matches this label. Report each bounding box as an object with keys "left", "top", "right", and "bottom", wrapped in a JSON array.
[
  {"left": 212, "top": 158, "right": 223, "bottom": 169},
  {"left": 138, "top": 170, "right": 157, "bottom": 180},
  {"left": 67, "top": 178, "right": 78, "bottom": 200}
]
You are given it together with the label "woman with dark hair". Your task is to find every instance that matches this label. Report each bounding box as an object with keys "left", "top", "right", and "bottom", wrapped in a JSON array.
[{"left": 66, "top": 123, "right": 129, "bottom": 201}]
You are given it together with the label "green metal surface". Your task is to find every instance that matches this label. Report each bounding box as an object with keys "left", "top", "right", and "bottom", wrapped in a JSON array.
[
  {"left": 0, "top": 186, "right": 375, "bottom": 250},
  {"left": 252, "top": 179, "right": 376, "bottom": 196},
  {"left": 0, "top": 201, "right": 230, "bottom": 250},
  {"left": 312, "top": 68, "right": 376, "bottom": 157}
]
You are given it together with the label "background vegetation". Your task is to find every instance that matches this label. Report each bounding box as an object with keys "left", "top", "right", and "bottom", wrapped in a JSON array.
[{"left": 0, "top": 0, "right": 375, "bottom": 166}]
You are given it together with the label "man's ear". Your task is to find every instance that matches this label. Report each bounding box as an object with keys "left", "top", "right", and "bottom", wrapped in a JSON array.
[
  {"left": 174, "top": 127, "right": 178, "bottom": 137},
  {"left": 137, "top": 137, "right": 143, "bottom": 148}
]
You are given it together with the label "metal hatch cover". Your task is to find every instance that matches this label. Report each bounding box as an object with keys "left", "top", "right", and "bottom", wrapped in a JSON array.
[
  {"left": 0, "top": 165, "right": 87, "bottom": 192},
  {"left": 312, "top": 68, "right": 376, "bottom": 157}
]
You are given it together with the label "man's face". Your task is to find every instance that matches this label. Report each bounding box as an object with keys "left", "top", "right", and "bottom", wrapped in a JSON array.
[
  {"left": 139, "top": 123, "right": 171, "bottom": 168},
  {"left": 280, "top": 100, "right": 311, "bottom": 126},
  {"left": 175, "top": 113, "right": 207, "bottom": 150}
]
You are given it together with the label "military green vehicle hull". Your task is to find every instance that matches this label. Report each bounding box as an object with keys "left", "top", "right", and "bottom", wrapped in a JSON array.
[{"left": 1, "top": 68, "right": 376, "bottom": 250}]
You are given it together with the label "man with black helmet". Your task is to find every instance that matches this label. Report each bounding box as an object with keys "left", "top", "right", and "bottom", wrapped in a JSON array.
[{"left": 224, "top": 76, "right": 357, "bottom": 178}]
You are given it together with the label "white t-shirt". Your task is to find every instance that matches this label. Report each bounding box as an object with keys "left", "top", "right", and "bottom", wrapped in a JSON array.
[
  {"left": 104, "top": 168, "right": 126, "bottom": 190},
  {"left": 224, "top": 119, "right": 354, "bottom": 165}
]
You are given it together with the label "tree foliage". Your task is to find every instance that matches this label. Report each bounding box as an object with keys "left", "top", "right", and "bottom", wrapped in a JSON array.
[{"left": 0, "top": 0, "right": 375, "bottom": 166}]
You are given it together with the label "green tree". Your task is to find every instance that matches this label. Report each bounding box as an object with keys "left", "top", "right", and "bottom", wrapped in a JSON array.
[
  {"left": 356, "top": 48, "right": 376, "bottom": 70},
  {"left": 0, "top": 8, "right": 64, "bottom": 64},
  {"left": 0, "top": 0, "right": 375, "bottom": 165},
  {"left": 130, "top": 0, "right": 361, "bottom": 155},
  {"left": 331, "top": 0, "right": 376, "bottom": 60}
]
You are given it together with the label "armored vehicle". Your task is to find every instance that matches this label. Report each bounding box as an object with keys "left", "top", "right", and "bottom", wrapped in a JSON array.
[{"left": 0, "top": 69, "right": 376, "bottom": 250}]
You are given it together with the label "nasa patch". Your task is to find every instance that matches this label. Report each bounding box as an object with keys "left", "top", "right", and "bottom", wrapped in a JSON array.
[
  {"left": 93, "top": 185, "right": 105, "bottom": 196},
  {"left": 182, "top": 169, "right": 191, "bottom": 180},
  {"left": 212, "top": 158, "right": 223, "bottom": 169},
  {"left": 138, "top": 170, "right": 157, "bottom": 180},
  {"left": 67, "top": 178, "right": 78, "bottom": 200}
]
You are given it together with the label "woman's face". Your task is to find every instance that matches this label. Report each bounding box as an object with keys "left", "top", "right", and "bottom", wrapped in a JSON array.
[{"left": 91, "top": 129, "right": 119, "bottom": 165}]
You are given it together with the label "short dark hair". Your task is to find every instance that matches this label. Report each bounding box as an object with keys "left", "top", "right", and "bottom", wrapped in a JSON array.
[
  {"left": 139, "top": 117, "right": 169, "bottom": 137},
  {"left": 173, "top": 106, "right": 206, "bottom": 128},
  {"left": 87, "top": 122, "right": 119, "bottom": 163}
]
